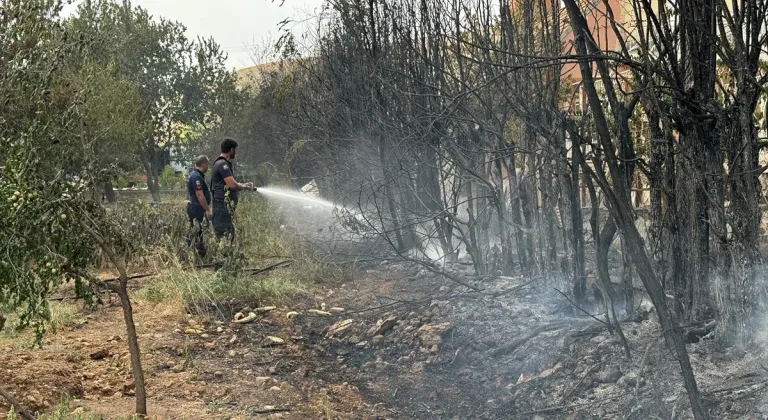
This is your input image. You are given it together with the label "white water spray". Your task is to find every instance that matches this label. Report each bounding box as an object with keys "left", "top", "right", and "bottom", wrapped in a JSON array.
[{"left": 257, "top": 186, "right": 336, "bottom": 208}]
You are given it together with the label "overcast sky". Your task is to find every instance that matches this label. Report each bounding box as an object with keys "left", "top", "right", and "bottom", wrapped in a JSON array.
[{"left": 63, "top": 0, "right": 326, "bottom": 70}]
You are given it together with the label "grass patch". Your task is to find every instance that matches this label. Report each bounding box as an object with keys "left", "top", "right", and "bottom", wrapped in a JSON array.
[
  {"left": 134, "top": 195, "right": 337, "bottom": 315},
  {"left": 5, "top": 395, "right": 105, "bottom": 420},
  {"left": 136, "top": 265, "right": 309, "bottom": 317},
  {"left": 0, "top": 302, "right": 83, "bottom": 348},
  {"left": 48, "top": 303, "right": 82, "bottom": 332}
]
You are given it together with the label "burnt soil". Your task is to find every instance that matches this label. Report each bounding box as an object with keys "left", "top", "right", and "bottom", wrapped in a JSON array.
[{"left": 3, "top": 261, "right": 768, "bottom": 419}]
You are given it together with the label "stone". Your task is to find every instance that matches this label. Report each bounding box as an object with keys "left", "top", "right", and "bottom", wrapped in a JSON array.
[
  {"left": 617, "top": 375, "right": 637, "bottom": 388},
  {"left": 172, "top": 365, "right": 184, "bottom": 373},
  {"left": 89, "top": 348, "right": 110, "bottom": 360},
  {"left": 329, "top": 307, "right": 345, "bottom": 314},
  {"left": 308, "top": 309, "right": 331, "bottom": 316},
  {"left": 122, "top": 380, "right": 136, "bottom": 396},
  {"left": 347, "top": 335, "right": 361, "bottom": 345},
  {"left": 326, "top": 319, "right": 354, "bottom": 338},
  {"left": 286, "top": 311, "right": 300, "bottom": 319},
  {"left": 204, "top": 342, "right": 216, "bottom": 351},
  {"left": 214, "top": 371, "right": 224, "bottom": 378},
  {"left": 269, "top": 386, "right": 281, "bottom": 392},
  {"left": 228, "top": 350, "right": 236, "bottom": 357},
  {"left": 71, "top": 407, "right": 85, "bottom": 415},
  {"left": 596, "top": 366, "right": 622, "bottom": 383},
  {"left": 264, "top": 336, "right": 286, "bottom": 346},
  {"left": 538, "top": 363, "right": 563, "bottom": 378},
  {"left": 255, "top": 306, "right": 276, "bottom": 312},
  {"left": 372, "top": 335, "right": 385, "bottom": 345},
  {"left": 229, "top": 335, "right": 238, "bottom": 345},
  {"left": 374, "top": 317, "right": 398, "bottom": 336},
  {"left": 201, "top": 334, "right": 210, "bottom": 339},
  {"left": 233, "top": 312, "right": 257, "bottom": 324},
  {"left": 417, "top": 323, "right": 452, "bottom": 347},
  {"left": 216, "top": 326, "right": 224, "bottom": 333}
]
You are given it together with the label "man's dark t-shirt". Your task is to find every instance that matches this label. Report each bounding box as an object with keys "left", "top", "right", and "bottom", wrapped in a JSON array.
[
  {"left": 187, "top": 168, "right": 211, "bottom": 215},
  {"left": 210, "top": 156, "right": 238, "bottom": 205}
]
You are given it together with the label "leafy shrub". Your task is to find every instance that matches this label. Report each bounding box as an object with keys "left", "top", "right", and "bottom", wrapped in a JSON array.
[{"left": 160, "top": 165, "right": 185, "bottom": 190}]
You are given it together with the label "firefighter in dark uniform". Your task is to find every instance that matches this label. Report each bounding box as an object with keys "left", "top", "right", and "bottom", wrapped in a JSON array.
[
  {"left": 210, "top": 138, "right": 253, "bottom": 240},
  {"left": 186, "top": 155, "right": 212, "bottom": 259}
]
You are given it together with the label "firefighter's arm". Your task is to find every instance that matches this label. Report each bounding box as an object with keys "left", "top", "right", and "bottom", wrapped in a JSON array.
[{"left": 224, "top": 176, "right": 253, "bottom": 191}]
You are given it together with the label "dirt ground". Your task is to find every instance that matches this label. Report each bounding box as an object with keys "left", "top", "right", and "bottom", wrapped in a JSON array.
[{"left": 3, "top": 261, "right": 768, "bottom": 419}]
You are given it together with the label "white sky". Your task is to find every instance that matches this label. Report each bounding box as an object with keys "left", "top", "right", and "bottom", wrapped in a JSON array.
[{"left": 63, "top": 0, "right": 326, "bottom": 70}]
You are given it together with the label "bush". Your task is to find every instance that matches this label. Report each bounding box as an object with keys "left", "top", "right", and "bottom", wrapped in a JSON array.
[
  {"left": 105, "top": 201, "right": 190, "bottom": 267},
  {"left": 160, "top": 165, "right": 184, "bottom": 190},
  {"left": 133, "top": 194, "right": 339, "bottom": 315}
]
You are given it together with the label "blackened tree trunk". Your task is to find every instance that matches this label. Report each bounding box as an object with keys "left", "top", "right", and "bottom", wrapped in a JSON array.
[
  {"left": 563, "top": 0, "right": 709, "bottom": 416},
  {"left": 569, "top": 134, "right": 586, "bottom": 304}
]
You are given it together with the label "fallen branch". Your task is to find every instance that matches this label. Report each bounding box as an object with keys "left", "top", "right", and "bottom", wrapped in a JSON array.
[
  {"left": 193, "top": 261, "right": 293, "bottom": 275},
  {"left": 252, "top": 407, "right": 292, "bottom": 414},
  {"left": 554, "top": 288, "right": 611, "bottom": 328},
  {"left": 246, "top": 260, "right": 292, "bottom": 276},
  {"left": 99, "top": 272, "right": 155, "bottom": 283},
  {"left": 0, "top": 387, "right": 36, "bottom": 420},
  {"left": 489, "top": 279, "right": 538, "bottom": 298},
  {"left": 492, "top": 322, "right": 570, "bottom": 358}
]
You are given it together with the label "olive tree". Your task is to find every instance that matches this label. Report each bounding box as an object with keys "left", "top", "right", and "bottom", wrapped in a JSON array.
[
  {"left": 68, "top": 0, "right": 237, "bottom": 202},
  {"left": 0, "top": 0, "right": 151, "bottom": 415}
]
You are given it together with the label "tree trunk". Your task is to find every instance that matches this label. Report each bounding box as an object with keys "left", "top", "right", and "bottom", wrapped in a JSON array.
[
  {"left": 465, "top": 177, "right": 485, "bottom": 275},
  {"left": 570, "top": 135, "right": 586, "bottom": 304},
  {"left": 562, "top": 0, "right": 709, "bottom": 414},
  {"left": 141, "top": 156, "right": 161, "bottom": 203},
  {"left": 621, "top": 236, "right": 634, "bottom": 314},
  {"left": 597, "top": 218, "right": 618, "bottom": 307},
  {"left": 116, "top": 282, "right": 147, "bottom": 416},
  {"left": 504, "top": 147, "right": 529, "bottom": 274},
  {"left": 80, "top": 221, "right": 148, "bottom": 417},
  {"left": 494, "top": 150, "right": 515, "bottom": 275},
  {"left": 618, "top": 210, "right": 709, "bottom": 419},
  {"left": 540, "top": 153, "right": 559, "bottom": 272},
  {"left": 718, "top": 102, "right": 762, "bottom": 346},
  {"left": 104, "top": 181, "right": 117, "bottom": 203},
  {"left": 378, "top": 137, "right": 406, "bottom": 252},
  {"left": 647, "top": 111, "right": 666, "bottom": 277}
]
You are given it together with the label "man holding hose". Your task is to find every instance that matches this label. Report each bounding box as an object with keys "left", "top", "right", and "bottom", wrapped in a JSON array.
[{"left": 210, "top": 138, "right": 254, "bottom": 240}]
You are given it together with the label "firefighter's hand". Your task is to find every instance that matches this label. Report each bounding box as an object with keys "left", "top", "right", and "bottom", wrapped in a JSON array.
[{"left": 205, "top": 209, "right": 213, "bottom": 220}]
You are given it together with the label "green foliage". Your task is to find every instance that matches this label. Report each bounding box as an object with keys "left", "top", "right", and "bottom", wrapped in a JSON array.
[
  {"left": 160, "top": 166, "right": 184, "bottom": 190},
  {"left": 36, "top": 395, "right": 103, "bottom": 420},
  {"left": 62, "top": 59, "right": 149, "bottom": 175},
  {"left": 133, "top": 196, "right": 331, "bottom": 315},
  {"left": 105, "top": 200, "right": 190, "bottom": 264},
  {"left": 67, "top": 0, "right": 241, "bottom": 192},
  {"left": 0, "top": 0, "right": 100, "bottom": 340}
]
